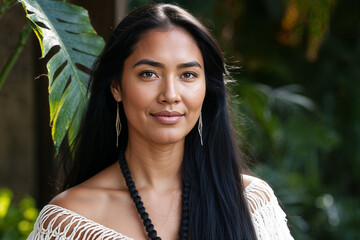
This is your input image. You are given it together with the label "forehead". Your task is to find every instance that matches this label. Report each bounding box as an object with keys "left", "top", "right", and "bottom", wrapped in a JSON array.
[{"left": 126, "top": 27, "right": 204, "bottom": 66}]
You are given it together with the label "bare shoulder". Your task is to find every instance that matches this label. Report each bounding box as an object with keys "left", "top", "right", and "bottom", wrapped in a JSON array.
[
  {"left": 49, "top": 184, "right": 101, "bottom": 218},
  {"left": 28, "top": 184, "right": 104, "bottom": 236},
  {"left": 31, "top": 163, "right": 139, "bottom": 238},
  {"left": 31, "top": 170, "right": 132, "bottom": 239},
  {"left": 49, "top": 162, "right": 125, "bottom": 219}
]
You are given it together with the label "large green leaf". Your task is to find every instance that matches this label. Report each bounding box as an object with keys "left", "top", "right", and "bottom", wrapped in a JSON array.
[{"left": 19, "top": 0, "right": 105, "bottom": 151}]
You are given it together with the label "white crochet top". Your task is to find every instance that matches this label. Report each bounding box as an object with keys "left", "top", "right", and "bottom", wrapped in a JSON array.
[{"left": 27, "top": 179, "right": 294, "bottom": 240}]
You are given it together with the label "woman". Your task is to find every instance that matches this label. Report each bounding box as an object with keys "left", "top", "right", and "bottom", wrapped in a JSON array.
[{"left": 28, "top": 3, "right": 293, "bottom": 240}]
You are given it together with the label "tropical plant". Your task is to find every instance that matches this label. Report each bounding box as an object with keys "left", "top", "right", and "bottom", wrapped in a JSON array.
[
  {"left": 20, "top": 0, "right": 105, "bottom": 151},
  {"left": 0, "top": 0, "right": 105, "bottom": 151}
]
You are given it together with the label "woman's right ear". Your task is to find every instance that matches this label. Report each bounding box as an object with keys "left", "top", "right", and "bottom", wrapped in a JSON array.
[{"left": 110, "top": 80, "right": 122, "bottom": 102}]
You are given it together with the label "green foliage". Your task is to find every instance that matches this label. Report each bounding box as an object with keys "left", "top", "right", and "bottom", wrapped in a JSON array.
[
  {"left": 19, "top": 0, "right": 105, "bottom": 151},
  {"left": 0, "top": 188, "right": 38, "bottom": 240}
]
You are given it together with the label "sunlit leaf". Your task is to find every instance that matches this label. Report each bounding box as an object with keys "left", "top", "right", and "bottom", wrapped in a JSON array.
[{"left": 19, "top": 0, "right": 105, "bottom": 150}]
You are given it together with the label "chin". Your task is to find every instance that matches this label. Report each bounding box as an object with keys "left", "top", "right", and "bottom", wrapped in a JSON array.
[
  {"left": 154, "top": 138, "right": 184, "bottom": 146},
  {"left": 149, "top": 134, "right": 185, "bottom": 145}
]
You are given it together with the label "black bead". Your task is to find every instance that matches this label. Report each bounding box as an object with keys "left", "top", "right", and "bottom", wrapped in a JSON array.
[{"left": 146, "top": 224, "right": 154, "bottom": 232}]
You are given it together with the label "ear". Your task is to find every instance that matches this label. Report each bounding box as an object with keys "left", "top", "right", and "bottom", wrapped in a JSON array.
[{"left": 110, "top": 80, "right": 122, "bottom": 102}]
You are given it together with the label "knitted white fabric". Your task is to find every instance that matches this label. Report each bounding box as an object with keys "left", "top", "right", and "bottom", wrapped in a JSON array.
[
  {"left": 27, "top": 179, "right": 293, "bottom": 240},
  {"left": 244, "top": 180, "right": 294, "bottom": 240}
]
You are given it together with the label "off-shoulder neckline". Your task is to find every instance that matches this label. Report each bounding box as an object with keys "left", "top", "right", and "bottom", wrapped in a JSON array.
[{"left": 41, "top": 178, "right": 266, "bottom": 240}]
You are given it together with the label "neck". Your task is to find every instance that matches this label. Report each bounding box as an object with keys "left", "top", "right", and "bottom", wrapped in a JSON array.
[{"left": 124, "top": 136, "right": 184, "bottom": 193}]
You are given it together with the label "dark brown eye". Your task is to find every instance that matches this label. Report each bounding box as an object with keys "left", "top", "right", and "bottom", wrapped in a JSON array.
[
  {"left": 140, "top": 71, "right": 157, "bottom": 78},
  {"left": 181, "top": 72, "right": 197, "bottom": 79}
]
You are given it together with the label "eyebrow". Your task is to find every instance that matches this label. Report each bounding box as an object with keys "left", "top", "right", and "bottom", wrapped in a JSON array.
[
  {"left": 177, "top": 61, "right": 202, "bottom": 69},
  {"left": 133, "top": 59, "right": 202, "bottom": 69}
]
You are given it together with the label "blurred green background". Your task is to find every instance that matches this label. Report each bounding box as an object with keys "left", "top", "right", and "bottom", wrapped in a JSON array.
[{"left": 0, "top": 0, "right": 359, "bottom": 239}]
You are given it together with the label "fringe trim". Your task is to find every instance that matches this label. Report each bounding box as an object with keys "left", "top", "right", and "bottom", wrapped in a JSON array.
[
  {"left": 244, "top": 180, "right": 294, "bottom": 240},
  {"left": 27, "top": 204, "right": 133, "bottom": 240}
]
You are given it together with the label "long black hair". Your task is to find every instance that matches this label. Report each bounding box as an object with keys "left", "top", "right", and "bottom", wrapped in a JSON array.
[{"left": 60, "top": 3, "right": 256, "bottom": 240}]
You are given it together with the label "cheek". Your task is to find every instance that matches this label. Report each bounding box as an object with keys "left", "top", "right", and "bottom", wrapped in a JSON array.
[
  {"left": 189, "top": 90, "right": 204, "bottom": 107},
  {"left": 185, "top": 82, "right": 206, "bottom": 108},
  {"left": 188, "top": 81, "right": 206, "bottom": 105},
  {"left": 122, "top": 84, "right": 152, "bottom": 113}
]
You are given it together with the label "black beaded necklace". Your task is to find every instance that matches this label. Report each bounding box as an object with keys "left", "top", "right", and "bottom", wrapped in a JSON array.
[{"left": 119, "top": 151, "right": 189, "bottom": 240}]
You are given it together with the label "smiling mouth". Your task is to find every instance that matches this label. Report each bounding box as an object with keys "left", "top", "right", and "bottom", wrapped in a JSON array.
[{"left": 151, "top": 111, "right": 184, "bottom": 124}]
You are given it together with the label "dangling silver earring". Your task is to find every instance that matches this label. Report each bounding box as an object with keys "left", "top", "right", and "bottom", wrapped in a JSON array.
[
  {"left": 198, "top": 112, "right": 203, "bottom": 146},
  {"left": 116, "top": 102, "right": 122, "bottom": 147}
]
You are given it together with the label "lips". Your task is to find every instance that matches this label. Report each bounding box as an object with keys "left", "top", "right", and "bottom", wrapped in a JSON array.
[
  {"left": 151, "top": 111, "right": 184, "bottom": 117},
  {"left": 151, "top": 111, "right": 184, "bottom": 124}
]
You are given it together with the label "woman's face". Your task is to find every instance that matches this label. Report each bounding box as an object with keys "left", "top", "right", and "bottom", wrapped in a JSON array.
[{"left": 111, "top": 27, "right": 206, "bottom": 145}]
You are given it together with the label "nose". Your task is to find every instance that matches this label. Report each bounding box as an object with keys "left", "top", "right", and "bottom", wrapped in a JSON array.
[{"left": 158, "top": 75, "right": 181, "bottom": 105}]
